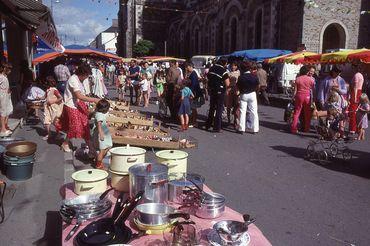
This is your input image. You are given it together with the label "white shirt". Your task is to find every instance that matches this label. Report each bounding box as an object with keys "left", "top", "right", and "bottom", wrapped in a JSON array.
[
  {"left": 64, "top": 74, "right": 84, "bottom": 109},
  {"left": 82, "top": 78, "right": 91, "bottom": 95},
  {"left": 24, "top": 86, "right": 45, "bottom": 100},
  {"left": 140, "top": 79, "right": 149, "bottom": 91}
]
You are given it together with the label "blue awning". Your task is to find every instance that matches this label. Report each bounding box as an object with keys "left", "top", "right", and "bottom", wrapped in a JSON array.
[{"left": 230, "top": 49, "right": 292, "bottom": 62}]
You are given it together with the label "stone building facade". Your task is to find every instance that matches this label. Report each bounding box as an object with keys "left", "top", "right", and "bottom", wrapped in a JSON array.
[{"left": 118, "top": 0, "right": 370, "bottom": 58}]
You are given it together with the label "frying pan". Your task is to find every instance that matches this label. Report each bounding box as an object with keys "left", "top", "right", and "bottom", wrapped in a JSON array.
[
  {"left": 5, "top": 141, "right": 37, "bottom": 157},
  {"left": 74, "top": 191, "right": 144, "bottom": 246}
]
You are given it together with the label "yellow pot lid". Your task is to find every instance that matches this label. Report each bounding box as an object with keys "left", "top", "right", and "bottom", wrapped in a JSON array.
[
  {"left": 110, "top": 145, "right": 146, "bottom": 156},
  {"left": 155, "top": 150, "right": 188, "bottom": 160}
]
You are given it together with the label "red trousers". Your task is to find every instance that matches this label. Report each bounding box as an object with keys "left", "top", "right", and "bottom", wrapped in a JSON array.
[
  {"left": 349, "top": 89, "right": 362, "bottom": 132},
  {"left": 291, "top": 93, "right": 311, "bottom": 133}
]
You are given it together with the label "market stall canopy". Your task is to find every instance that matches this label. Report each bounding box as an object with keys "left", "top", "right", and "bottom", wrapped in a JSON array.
[
  {"left": 304, "top": 49, "right": 368, "bottom": 64},
  {"left": 32, "top": 45, "right": 122, "bottom": 65},
  {"left": 230, "top": 49, "right": 291, "bottom": 62},
  {"left": 347, "top": 50, "right": 370, "bottom": 64},
  {"left": 0, "top": 0, "right": 64, "bottom": 52},
  {"left": 139, "top": 56, "right": 186, "bottom": 62},
  {"left": 265, "top": 51, "right": 318, "bottom": 64}
]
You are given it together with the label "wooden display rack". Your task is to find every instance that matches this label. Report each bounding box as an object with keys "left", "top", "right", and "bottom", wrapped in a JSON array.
[
  {"left": 107, "top": 115, "right": 154, "bottom": 127},
  {"left": 108, "top": 109, "right": 146, "bottom": 118},
  {"left": 108, "top": 100, "right": 130, "bottom": 111}
]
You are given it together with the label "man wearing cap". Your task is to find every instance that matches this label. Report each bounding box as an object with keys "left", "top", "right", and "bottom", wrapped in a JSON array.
[{"left": 206, "top": 58, "right": 230, "bottom": 132}]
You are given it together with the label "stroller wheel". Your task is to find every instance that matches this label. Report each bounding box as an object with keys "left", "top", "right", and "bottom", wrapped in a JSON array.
[
  {"left": 317, "top": 151, "right": 328, "bottom": 165},
  {"left": 342, "top": 149, "right": 352, "bottom": 161},
  {"left": 305, "top": 145, "right": 315, "bottom": 160},
  {"left": 329, "top": 143, "right": 338, "bottom": 157}
]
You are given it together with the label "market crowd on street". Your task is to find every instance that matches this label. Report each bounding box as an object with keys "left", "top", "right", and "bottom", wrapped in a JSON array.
[{"left": 0, "top": 54, "right": 369, "bottom": 171}]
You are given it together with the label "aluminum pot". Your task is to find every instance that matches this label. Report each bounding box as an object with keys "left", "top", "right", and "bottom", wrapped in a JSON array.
[
  {"left": 109, "top": 145, "right": 146, "bottom": 173},
  {"left": 109, "top": 168, "right": 129, "bottom": 192},
  {"left": 135, "top": 203, "right": 190, "bottom": 226},
  {"left": 129, "top": 163, "right": 168, "bottom": 203},
  {"left": 195, "top": 203, "right": 225, "bottom": 219},
  {"left": 71, "top": 169, "right": 108, "bottom": 195},
  {"left": 155, "top": 150, "right": 188, "bottom": 178},
  {"left": 168, "top": 173, "right": 205, "bottom": 204}
]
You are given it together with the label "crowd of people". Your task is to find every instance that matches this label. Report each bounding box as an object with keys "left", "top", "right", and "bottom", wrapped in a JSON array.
[
  {"left": 290, "top": 63, "right": 369, "bottom": 140},
  {"left": 0, "top": 55, "right": 369, "bottom": 169}
]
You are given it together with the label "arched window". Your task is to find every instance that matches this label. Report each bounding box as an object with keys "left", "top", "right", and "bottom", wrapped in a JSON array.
[
  {"left": 230, "top": 18, "right": 237, "bottom": 52},
  {"left": 322, "top": 23, "right": 346, "bottom": 52},
  {"left": 254, "top": 9, "right": 263, "bottom": 49},
  {"left": 194, "top": 28, "right": 200, "bottom": 54}
]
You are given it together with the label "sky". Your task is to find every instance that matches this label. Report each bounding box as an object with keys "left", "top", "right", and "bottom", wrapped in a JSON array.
[{"left": 44, "top": 0, "right": 119, "bottom": 46}]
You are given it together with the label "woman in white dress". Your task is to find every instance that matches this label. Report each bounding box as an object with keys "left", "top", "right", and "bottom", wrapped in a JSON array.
[
  {"left": 92, "top": 66, "right": 107, "bottom": 98},
  {"left": 0, "top": 61, "right": 13, "bottom": 136}
]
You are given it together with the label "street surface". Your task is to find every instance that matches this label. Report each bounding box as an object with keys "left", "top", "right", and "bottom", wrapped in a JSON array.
[{"left": 0, "top": 87, "right": 369, "bottom": 246}]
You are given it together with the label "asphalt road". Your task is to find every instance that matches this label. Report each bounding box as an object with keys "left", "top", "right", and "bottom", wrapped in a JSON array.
[{"left": 0, "top": 88, "right": 369, "bottom": 246}]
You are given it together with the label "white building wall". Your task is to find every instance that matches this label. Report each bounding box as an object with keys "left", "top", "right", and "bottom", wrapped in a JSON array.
[{"left": 100, "top": 32, "right": 118, "bottom": 54}]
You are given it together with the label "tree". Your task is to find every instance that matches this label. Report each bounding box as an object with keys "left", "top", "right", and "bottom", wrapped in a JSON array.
[{"left": 133, "top": 39, "right": 155, "bottom": 57}]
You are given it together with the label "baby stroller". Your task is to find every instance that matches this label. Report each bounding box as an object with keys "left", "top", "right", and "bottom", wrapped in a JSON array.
[{"left": 306, "top": 112, "right": 353, "bottom": 164}]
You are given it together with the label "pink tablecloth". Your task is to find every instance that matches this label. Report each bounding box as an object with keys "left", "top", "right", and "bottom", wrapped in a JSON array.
[{"left": 61, "top": 183, "right": 271, "bottom": 246}]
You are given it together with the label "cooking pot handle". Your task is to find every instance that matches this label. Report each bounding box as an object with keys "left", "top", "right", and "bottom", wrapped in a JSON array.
[
  {"left": 150, "top": 179, "right": 168, "bottom": 187},
  {"left": 127, "top": 157, "right": 138, "bottom": 163},
  {"left": 168, "top": 213, "right": 190, "bottom": 220},
  {"left": 80, "top": 185, "right": 94, "bottom": 192}
]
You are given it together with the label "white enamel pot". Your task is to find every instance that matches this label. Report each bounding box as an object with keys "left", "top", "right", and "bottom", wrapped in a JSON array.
[
  {"left": 109, "top": 145, "right": 146, "bottom": 173},
  {"left": 71, "top": 169, "right": 108, "bottom": 195},
  {"left": 155, "top": 150, "right": 188, "bottom": 178},
  {"left": 109, "top": 169, "right": 130, "bottom": 192}
]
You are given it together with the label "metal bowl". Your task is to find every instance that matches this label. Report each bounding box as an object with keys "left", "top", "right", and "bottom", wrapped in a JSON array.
[
  {"left": 5, "top": 141, "right": 37, "bottom": 157},
  {"left": 213, "top": 220, "right": 248, "bottom": 244}
]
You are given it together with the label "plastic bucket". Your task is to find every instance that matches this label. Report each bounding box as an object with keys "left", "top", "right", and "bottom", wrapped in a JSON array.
[{"left": 4, "top": 154, "right": 35, "bottom": 181}]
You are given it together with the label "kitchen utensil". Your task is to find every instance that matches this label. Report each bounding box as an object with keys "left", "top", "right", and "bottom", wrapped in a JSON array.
[
  {"left": 133, "top": 217, "right": 173, "bottom": 235},
  {"left": 74, "top": 191, "right": 144, "bottom": 246},
  {"left": 195, "top": 192, "right": 226, "bottom": 219},
  {"left": 64, "top": 219, "right": 82, "bottom": 241},
  {"left": 3, "top": 154, "right": 35, "bottom": 181},
  {"left": 168, "top": 173, "right": 205, "bottom": 204},
  {"left": 207, "top": 229, "right": 250, "bottom": 246},
  {"left": 155, "top": 150, "right": 188, "bottom": 177},
  {"left": 109, "top": 145, "right": 146, "bottom": 172},
  {"left": 129, "top": 163, "right": 168, "bottom": 203},
  {"left": 5, "top": 141, "right": 37, "bottom": 157},
  {"left": 71, "top": 169, "right": 108, "bottom": 195},
  {"left": 135, "top": 203, "right": 190, "bottom": 226},
  {"left": 213, "top": 220, "right": 250, "bottom": 244},
  {"left": 109, "top": 168, "right": 130, "bottom": 192},
  {"left": 111, "top": 192, "right": 125, "bottom": 220},
  {"left": 163, "top": 221, "right": 201, "bottom": 246}
]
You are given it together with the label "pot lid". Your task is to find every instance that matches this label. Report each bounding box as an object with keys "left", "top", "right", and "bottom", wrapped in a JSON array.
[
  {"left": 71, "top": 169, "right": 108, "bottom": 182},
  {"left": 110, "top": 145, "right": 146, "bottom": 156},
  {"left": 155, "top": 150, "right": 188, "bottom": 160},
  {"left": 129, "top": 163, "right": 168, "bottom": 177}
]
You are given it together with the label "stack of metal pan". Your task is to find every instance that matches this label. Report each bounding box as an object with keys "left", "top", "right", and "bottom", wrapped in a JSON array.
[
  {"left": 195, "top": 192, "right": 226, "bottom": 219},
  {"left": 60, "top": 194, "right": 112, "bottom": 225}
]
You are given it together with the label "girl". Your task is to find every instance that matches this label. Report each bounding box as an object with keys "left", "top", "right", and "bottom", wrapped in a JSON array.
[
  {"left": 356, "top": 94, "right": 370, "bottom": 140},
  {"left": 139, "top": 73, "right": 150, "bottom": 107},
  {"left": 154, "top": 70, "right": 166, "bottom": 100},
  {"left": 0, "top": 61, "right": 13, "bottom": 137},
  {"left": 43, "top": 76, "right": 63, "bottom": 140},
  {"left": 92, "top": 99, "right": 112, "bottom": 169},
  {"left": 116, "top": 69, "right": 126, "bottom": 102},
  {"left": 178, "top": 79, "right": 194, "bottom": 131}
]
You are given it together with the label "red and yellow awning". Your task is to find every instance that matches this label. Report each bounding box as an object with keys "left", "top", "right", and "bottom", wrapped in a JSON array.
[
  {"left": 265, "top": 51, "right": 317, "bottom": 64},
  {"left": 304, "top": 49, "right": 368, "bottom": 64},
  {"left": 347, "top": 50, "right": 370, "bottom": 64}
]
